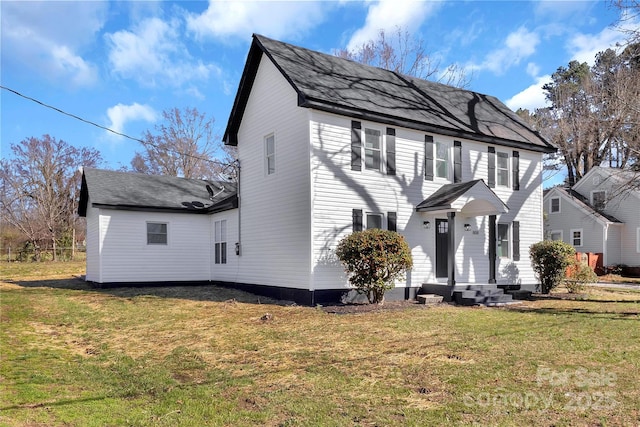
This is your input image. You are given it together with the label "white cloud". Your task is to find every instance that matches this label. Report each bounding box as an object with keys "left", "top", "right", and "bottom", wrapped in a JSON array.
[
  {"left": 106, "top": 17, "right": 219, "bottom": 88},
  {"left": 505, "top": 75, "right": 552, "bottom": 112},
  {"left": 567, "top": 18, "right": 637, "bottom": 65},
  {"left": 51, "top": 46, "right": 97, "bottom": 87},
  {"left": 186, "top": 0, "right": 326, "bottom": 41},
  {"left": 347, "top": 0, "right": 440, "bottom": 50},
  {"left": 106, "top": 103, "right": 157, "bottom": 135},
  {"left": 526, "top": 62, "right": 540, "bottom": 78},
  {"left": 534, "top": 1, "right": 595, "bottom": 20},
  {"left": 1, "top": 1, "right": 105, "bottom": 87},
  {"left": 466, "top": 27, "right": 540, "bottom": 75}
]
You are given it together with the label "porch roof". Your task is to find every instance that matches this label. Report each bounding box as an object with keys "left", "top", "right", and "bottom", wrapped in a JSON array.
[{"left": 416, "top": 180, "right": 508, "bottom": 216}]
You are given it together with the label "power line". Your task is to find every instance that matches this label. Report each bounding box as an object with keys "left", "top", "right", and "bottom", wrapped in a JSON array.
[{"left": 1, "top": 85, "right": 234, "bottom": 169}]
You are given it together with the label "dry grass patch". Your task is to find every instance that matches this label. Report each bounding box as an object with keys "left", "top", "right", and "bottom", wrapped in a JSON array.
[{"left": 1, "top": 262, "right": 640, "bottom": 426}]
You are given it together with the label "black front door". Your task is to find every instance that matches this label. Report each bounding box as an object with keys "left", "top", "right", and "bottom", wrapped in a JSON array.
[{"left": 435, "top": 219, "right": 448, "bottom": 278}]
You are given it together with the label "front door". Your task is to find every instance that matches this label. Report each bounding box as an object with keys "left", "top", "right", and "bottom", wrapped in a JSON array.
[{"left": 435, "top": 219, "right": 448, "bottom": 278}]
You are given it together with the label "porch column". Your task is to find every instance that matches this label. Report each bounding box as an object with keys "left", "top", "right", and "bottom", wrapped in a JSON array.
[
  {"left": 488, "top": 214, "right": 496, "bottom": 284},
  {"left": 447, "top": 212, "right": 456, "bottom": 286}
]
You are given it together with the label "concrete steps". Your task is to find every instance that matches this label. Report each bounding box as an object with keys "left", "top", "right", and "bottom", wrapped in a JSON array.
[{"left": 453, "top": 285, "right": 519, "bottom": 306}]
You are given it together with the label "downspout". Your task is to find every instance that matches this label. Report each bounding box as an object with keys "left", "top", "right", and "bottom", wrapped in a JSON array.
[
  {"left": 236, "top": 161, "right": 242, "bottom": 257},
  {"left": 602, "top": 223, "right": 608, "bottom": 268}
]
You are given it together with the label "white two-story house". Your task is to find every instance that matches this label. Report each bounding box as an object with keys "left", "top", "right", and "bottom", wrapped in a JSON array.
[
  {"left": 80, "top": 34, "right": 555, "bottom": 304},
  {"left": 544, "top": 166, "right": 640, "bottom": 274}
]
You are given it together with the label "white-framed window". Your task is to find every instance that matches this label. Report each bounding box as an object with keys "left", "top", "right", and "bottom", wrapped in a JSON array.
[
  {"left": 435, "top": 141, "right": 449, "bottom": 179},
  {"left": 366, "top": 213, "right": 383, "bottom": 230},
  {"left": 147, "top": 222, "right": 167, "bottom": 245},
  {"left": 550, "top": 197, "right": 560, "bottom": 213},
  {"left": 215, "top": 220, "right": 227, "bottom": 264},
  {"left": 497, "top": 223, "right": 510, "bottom": 258},
  {"left": 550, "top": 230, "right": 563, "bottom": 241},
  {"left": 497, "top": 151, "right": 509, "bottom": 187},
  {"left": 364, "top": 128, "right": 382, "bottom": 171},
  {"left": 265, "top": 134, "right": 275, "bottom": 175},
  {"left": 570, "top": 228, "right": 583, "bottom": 247},
  {"left": 592, "top": 190, "right": 606, "bottom": 210}
]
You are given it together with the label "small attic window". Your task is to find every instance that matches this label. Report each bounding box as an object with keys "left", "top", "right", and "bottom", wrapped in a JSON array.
[{"left": 593, "top": 175, "right": 601, "bottom": 186}]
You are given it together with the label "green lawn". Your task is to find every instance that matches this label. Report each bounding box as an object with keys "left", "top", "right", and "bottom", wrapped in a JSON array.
[{"left": 1, "top": 261, "right": 639, "bottom": 426}]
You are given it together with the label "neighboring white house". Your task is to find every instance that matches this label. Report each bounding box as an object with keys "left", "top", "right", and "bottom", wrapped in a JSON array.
[
  {"left": 80, "top": 34, "right": 556, "bottom": 304},
  {"left": 543, "top": 166, "right": 640, "bottom": 271}
]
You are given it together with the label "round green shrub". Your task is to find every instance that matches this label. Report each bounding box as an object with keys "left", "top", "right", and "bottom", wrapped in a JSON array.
[
  {"left": 529, "top": 240, "right": 575, "bottom": 294},
  {"left": 335, "top": 229, "right": 413, "bottom": 304}
]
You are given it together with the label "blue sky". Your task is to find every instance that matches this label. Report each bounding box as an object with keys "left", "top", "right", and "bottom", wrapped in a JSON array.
[{"left": 1, "top": 1, "right": 636, "bottom": 185}]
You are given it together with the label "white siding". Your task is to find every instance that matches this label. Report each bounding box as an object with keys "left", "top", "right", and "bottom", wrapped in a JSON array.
[
  {"left": 309, "top": 111, "right": 545, "bottom": 290},
  {"left": 603, "top": 192, "right": 640, "bottom": 267},
  {"left": 605, "top": 224, "right": 623, "bottom": 266},
  {"left": 234, "top": 55, "right": 312, "bottom": 289},
  {"left": 543, "top": 189, "right": 606, "bottom": 254},
  {"left": 572, "top": 168, "right": 640, "bottom": 266},
  {"left": 85, "top": 200, "right": 101, "bottom": 282},
  {"left": 96, "top": 209, "right": 211, "bottom": 283}
]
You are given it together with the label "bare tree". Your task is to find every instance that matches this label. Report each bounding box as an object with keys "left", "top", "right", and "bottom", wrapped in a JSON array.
[
  {"left": 335, "top": 27, "right": 470, "bottom": 88},
  {"left": 0, "top": 135, "right": 101, "bottom": 261},
  {"left": 612, "top": 0, "right": 640, "bottom": 46},
  {"left": 131, "top": 107, "right": 236, "bottom": 180},
  {"left": 539, "top": 48, "right": 640, "bottom": 187}
]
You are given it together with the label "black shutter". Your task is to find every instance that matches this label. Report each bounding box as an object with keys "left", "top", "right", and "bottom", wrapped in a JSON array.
[
  {"left": 454, "top": 140, "right": 462, "bottom": 183},
  {"left": 387, "top": 211, "right": 397, "bottom": 232},
  {"left": 352, "top": 209, "right": 363, "bottom": 232},
  {"left": 424, "top": 135, "right": 434, "bottom": 181},
  {"left": 512, "top": 151, "right": 520, "bottom": 191},
  {"left": 386, "top": 128, "right": 396, "bottom": 176},
  {"left": 351, "top": 121, "right": 361, "bottom": 171},
  {"left": 512, "top": 221, "right": 520, "bottom": 261},
  {"left": 488, "top": 146, "right": 496, "bottom": 188}
]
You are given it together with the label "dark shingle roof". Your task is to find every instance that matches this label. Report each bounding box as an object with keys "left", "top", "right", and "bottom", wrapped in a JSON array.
[
  {"left": 557, "top": 187, "right": 622, "bottom": 223},
  {"left": 224, "top": 34, "right": 555, "bottom": 153},
  {"left": 416, "top": 180, "right": 481, "bottom": 211},
  {"left": 78, "top": 168, "right": 237, "bottom": 216}
]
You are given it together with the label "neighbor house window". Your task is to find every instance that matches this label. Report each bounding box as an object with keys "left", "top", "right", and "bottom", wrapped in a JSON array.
[
  {"left": 435, "top": 141, "right": 448, "bottom": 179},
  {"left": 592, "top": 190, "right": 606, "bottom": 210},
  {"left": 265, "top": 134, "right": 275, "bottom": 175},
  {"left": 550, "top": 197, "right": 560, "bottom": 213},
  {"left": 364, "top": 128, "right": 382, "bottom": 170},
  {"left": 550, "top": 230, "right": 563, "bottom": 241},
  {"left": 497, "top": 152, "right": 509, "bottom": 186},
  {"left": 366, "top": 213, "right": 383, "bottom": 230},
  {"left": 497, "top": 223, "right": 510, "bottom": 258},
  {"left": 571, "top": 229, "right": 583, "bottom": 247},
  {"left": 215, "top": 220, "right": 227, "bottom": 264},
  {"left": 147, "top": 222, "right": 167, "bottom": 245}
]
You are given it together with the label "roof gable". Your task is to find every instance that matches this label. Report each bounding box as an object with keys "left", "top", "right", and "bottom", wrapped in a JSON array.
[
  {"left": 224, "top": 34, "right": 555, "bottom": 153},
  {"left": 573, "top": 166, "right": 640, "bottom": 202},
  {"left": 78, "top": 168, "right": 237, "bottom": 216},
  {"left": 416, "top": 180, "right": 508, "bottom": 216},
  {"left": 544, "top": 187, "right": 622, "bottom": 225}
]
